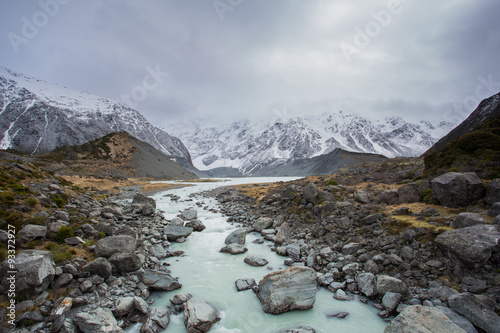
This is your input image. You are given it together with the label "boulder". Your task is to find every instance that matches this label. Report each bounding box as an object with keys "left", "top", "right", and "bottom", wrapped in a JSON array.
[
  {"left": 253, "top": 217, "right": 273, "bottom": 232},
  {"left": 149, "top": 244, "right": 166, "bottom": 259},
  {"left": 256, "top": 266, "right": 317, "bottom": 314},
  {"left": 357, "top": 272, "right": 377, "bottom": 297},
  {"left": 397, "top": 183, "right": 420, "bottom": 203},
  {"left": 220, "top": 244, "right": 248, "bottom": 255},
  {"left": 488, "top": 202, "right": 500, "bottom": 217},
  {"left": 64, "top": 236, "right": 85, "bottom": 246},
  {"left": 74, "top": 307, "right": 125, "bottom": 333},
  {"left": 82, "top": 257, "right": 113, "bottom": 279},
  {"left": 354, "top": 190, "right": 371, "bottom": 204},
  {"left": 382, "top": 292, "right": 402, "bottom": 312},
  {"left": 113, "top": 297, "right": 136, "bottom": 317},
  {"left": 431, "top": 172, "right": 484, "bottom": 208},
  {"left": 377, "top": 275, "right": 409, "bottom": 298},
  {"left": 244, "top": 255, "right": 268, "bottom": 267},
  {"left": 362, "top": 213, "right": 383, "bottom": 225},
  {"left": 183, "top": 298, "right": 221, "bottom": 333},
  {"left": 384, "top": 305, "right": 466, "bottom": 333},
  {"left": 95, "top": 235, "right": 137, "bottom": 258},
  {"left": 181, "top": 208, "right": 198, "bottom": 221},
  {"left": 102, "top": 206, "right": 123, "bottom": 220},
  {"left": 449, "top": 292, "right": 500, "bottom": 333},
  {"left": 225, "top": 228, "right": 248, "bottom": 245},
  {"left": 54, "top": 210, "right": 70, "bottom": 222},
  {"left": 485, "top": 179, "right": 500, "bottom": 205},
  {"left": 132, "top": 193, "right": 156, "bottom": 216},
  {"left": 141, "top": 307, "right": 170, "bottom": 333},
  {"left": 342, "top": 243, "right": 362, "bottom": 255},
  {"left": 164, "top": 225, "right": 193, "bottom": 242},
  {"left": 185, "top": 220, "right": 206, "bottom": 232},
  {"left": 235, "top": 278, "right": 256, "bottom": 291},
  {"left": 51, "top": 273, "right": 74, "bottom": 289},
  {"left": 450, "top": 213, "right": 486, "bottom": 228},
  {"left": 109, "top": 252, "right": 143, "bottom": 273},
  {"left": 436, "top": 306, "right": 478, "bottom": 333},
  {"left": 139, "top": 269, "right": 182, "bottom": 291},
  {"left": 302, "top": 183, "right": 318, "bottom": 204},
  {"left": 434, "top": 224, "right": 500, "bottom": 269},
  {"left": 48, "top": 221, "right": 69, "bottom": 233},
  {"left": 275, "top": 222, "right": 291, "bottom": 246},
  {"left": 18, "top": 224, "right": 47, "bottom": 243},
  {"left": 1, "top": 250, "right": 55, "bottom": 297},
  {"left": 286, "top": 243, "right": 301, "bottom": 261}
]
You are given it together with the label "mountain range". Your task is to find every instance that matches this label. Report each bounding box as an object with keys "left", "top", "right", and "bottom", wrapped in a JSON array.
[
  {"left": 0, "top": 67, "right": 199, "bottom": 175},
  {"left": 165, "top": 113, "right": 456, "bottom": 175}
]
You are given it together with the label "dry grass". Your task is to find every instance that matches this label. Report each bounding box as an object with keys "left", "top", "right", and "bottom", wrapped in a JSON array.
[
  {"left": 61, "top": 175, "right": 180, "bottom": 194},
  {"left": 230, "top": 182, "right": 283, "bottom": 202}
]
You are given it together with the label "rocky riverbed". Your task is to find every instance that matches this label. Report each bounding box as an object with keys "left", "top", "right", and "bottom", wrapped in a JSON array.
[{"left": 1, "top": 160, "right": 500, "bottom": 332}]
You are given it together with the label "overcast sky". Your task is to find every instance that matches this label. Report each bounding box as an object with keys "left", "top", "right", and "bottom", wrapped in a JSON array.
[{"left": 1, "top": 0, "right": 499, "bottom": 127}]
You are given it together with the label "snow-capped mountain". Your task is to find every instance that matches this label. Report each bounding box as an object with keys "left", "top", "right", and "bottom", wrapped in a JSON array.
[
  {"left": 165, "top": 112, "right": 456, "bottom": 175},
  {"left": 0, "top": 67, "right": 195, "bottom": 171}
]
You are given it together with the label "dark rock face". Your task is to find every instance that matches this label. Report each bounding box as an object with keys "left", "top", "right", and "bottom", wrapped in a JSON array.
[
  {"left": 485, "top": 179, "right": 500, "bottom": 205},
  {"left": 431, "top": 172, "right": 484, "bottom": 208},
  {"left": 256, "top": 266, "right": 317, "bottom": 314},
  {"left": 449, "top": 293, "right": 500, "bottom": 333},
  {"left": 434, "top": 224, "right": 500, "bottom": 269}
]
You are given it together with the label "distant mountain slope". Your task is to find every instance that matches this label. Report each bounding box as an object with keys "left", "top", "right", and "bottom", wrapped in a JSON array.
[
  {"left": 251, "top": 148, "right": 388, "bottom": 177},
  {"left": 40, "top": 132, "right": 197, "bottom": 179},
  {"left": 0, "top": 67, "right": 197, "bottom": 173},
  {"left": 424, "top": 92, "right": 500, "bottom": 178},
  {"left": 427, "top": 92, "right": 500, "bottom": 153},
  {"left": 165, "top": 112, "right": 455, "bottom": 175}
]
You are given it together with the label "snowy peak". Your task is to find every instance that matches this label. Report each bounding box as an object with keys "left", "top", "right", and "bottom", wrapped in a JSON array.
[
  {"left": 166, "top": 112, "right": 457, "bottom": 175},
  {"left": 0, "top": 67, "right": 193, "bottom": 171}
]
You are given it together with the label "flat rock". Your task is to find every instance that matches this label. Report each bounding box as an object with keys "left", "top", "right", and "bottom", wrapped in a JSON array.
[
  {"left": 384, "top": 305, "right": 466, "bottom": 333},
  {"left": 244, "top": 255, "right": 268, "bottom": 267},
  {"left": 164, "top": 225, "right": 193, "bottom": 242},
  {"left": 139, "top": 269, "right": 182, "bottom": 291},
  {"left": 449, "top": 292, "right": 500, "bottom": 333},
  {"left": 434, "top": 224, "right": 500, "bottom": 269},
  {"left": 256, "top": 266, "right": 317, "bottom": 314},
  {"left": 220, "top": 244, "right": 248, "bottom": 255}
]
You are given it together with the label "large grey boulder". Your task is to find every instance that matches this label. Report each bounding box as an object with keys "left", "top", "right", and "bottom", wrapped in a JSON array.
[
  {"left": 431, "top": 172, "right": 484, "bottom": 208},
  {"left": 109, "top": 252, "right": 143, "bottom": 273},
  {"left": 384, "top": 305, "right": 466, "bottom": 333},
  {"left": 183, "top": 298, "right": 221, "bottom": 333},
  {"left": 377, "top": 275, "right": 409, "bottom": 298},
  {"left": 18, "top": 224, "right": 47, "bottom": 242},
  {"left": 302, "top": 183, "right": 318, "bottom": 204},
  {"left": 141, "top": 307, "right": 170, "bottom": 333},
  {"left": 132, "top": 193, "right": 156, "bottom": 216},
  {"left": 164, "top": 225, "right": 193, "bottom": 242},
  {"left": 434, "top": 224, "right": 500, "bottom": 269},
  {"left": 74, "top": 307, "right": 125, "bottom": 333},
  {"left": 357, "top": 272, "right": 377, "bottom": 297},
  {"left": 82, "top": 257, "right": 113, "bottom": 279},
  {"left": 436, "top": 306, "right": 478, "bottom": 333},
  {"left": 256, "top": 266, "right": 317, "bottom": 314},
  {"left": 102, "top": 205, "right": 123, "bottom": 220},
  {"left": 225, "top": 228, "right": 248, "bottom": 245},
  {"left": 449, "top": 292, "right": 500, "bottom": 333},
  {"left": 185, "top": 220, "right": 206, "bottom": 232},
  {"left": 95, "top": 235, "right": 137, "bottom": 258},
  {"left": 485, "top": 179, "right": 500, "bottom": 205},
  {"left": 181, "top": 208, "right": 198, "bottom": 221},
  {"left": 450, "top": 213, "right": 486, "bottom": 228},
  {"left": 275, "top": 222, "right": 291, "bottom": 246},
  {"left": 253, "top": 217, "right": 273, "bottom": 232},
  {"left": 139, "top": 269, "right": 182, "bottom": 291},
  {"left": 1, "top": 250, "right": 55, "bottom": 297},
  {"left": 113, "top": 297, "right": 136, "bottom": 317}
]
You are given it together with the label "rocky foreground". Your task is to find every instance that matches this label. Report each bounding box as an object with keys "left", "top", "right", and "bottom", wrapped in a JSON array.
[{"left": 1, "top": 157, "right": 500, "bottom": 333}]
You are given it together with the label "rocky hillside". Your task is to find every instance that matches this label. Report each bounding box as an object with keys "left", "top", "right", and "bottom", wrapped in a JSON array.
[
  {"left": 424, "top": 92, "right": 500, "bottom": 179},
  {"left": 38, "top": 132, "right": 197, "bottom": 180},
  {"left": 0, "top": 67, "right": 197, "bottom": 173}
]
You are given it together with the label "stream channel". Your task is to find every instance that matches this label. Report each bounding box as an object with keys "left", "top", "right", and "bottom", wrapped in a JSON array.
[{"left": 128, "top": 177, "right": 388, "bottom": 333}]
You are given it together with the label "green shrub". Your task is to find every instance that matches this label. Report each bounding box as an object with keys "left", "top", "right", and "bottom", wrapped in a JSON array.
[
  {"left": 26, "top": 198, "right": 38, "bottom": 207},
  {"left": 54, "top": 226, "right": 73, "bottom": 243},
  {"left": 9, "top": 182, "right": 26, "bottom": 193},
  {"left": 23, "top": 216, "right": 49, "bottom": 226},
  {"left": 43, "top": 243, "right": 76, "bottom": 264},
  {"left": 0, "top": 193, "right": 15, "bottom": 207},
  {"left": 0, "top": 243, "right": 7, "bottom": 261},
  {"left": 325, "top": 179, "right": 339, "bottom": 186}
]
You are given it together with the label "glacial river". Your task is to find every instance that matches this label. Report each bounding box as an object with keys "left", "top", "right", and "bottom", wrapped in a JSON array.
[{"left": 129, "top": 178, "right": 388, "bottom": 333}]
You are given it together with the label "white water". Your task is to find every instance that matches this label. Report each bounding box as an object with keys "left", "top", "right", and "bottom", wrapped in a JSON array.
[{"left": 128, "top": 177, "right": 388, "bottom": 333}]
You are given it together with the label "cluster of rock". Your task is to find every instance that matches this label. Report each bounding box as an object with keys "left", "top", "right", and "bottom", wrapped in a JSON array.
[
  {"left": 0, "top": 180, "right": 220, "bottom": 333},
  {"left": 207, "top": 171, "right": 500, "bottom": 333}
]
